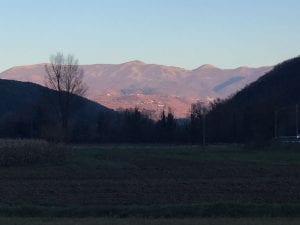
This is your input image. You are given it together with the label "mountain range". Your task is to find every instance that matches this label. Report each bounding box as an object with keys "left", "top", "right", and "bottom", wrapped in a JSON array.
[{"left": 0, "top": 61, "right": 272, "bottom": 117}]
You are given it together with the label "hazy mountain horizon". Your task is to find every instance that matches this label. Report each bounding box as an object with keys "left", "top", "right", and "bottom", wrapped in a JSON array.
[
  {"left": 0, "top": 60, "right": 273, "bottom": 73},
  {"left": 0, "top": 61, "right": 272, "bottom": 117}
]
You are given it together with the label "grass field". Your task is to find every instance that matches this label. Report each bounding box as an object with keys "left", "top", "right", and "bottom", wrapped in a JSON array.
[
  {"left": 0, "top": 143, "right": 300, "bottom": 218},
  {"left": 1, "top": 217, "right": 300, "bottom": 225}
]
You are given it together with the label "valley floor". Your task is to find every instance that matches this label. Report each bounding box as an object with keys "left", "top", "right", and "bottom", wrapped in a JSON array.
[
  {"left": 0, "top": 144, "right": 300, "bottom": 218},
  {"left": 1, "top": 217, "right": 300, "bottom": 225}
]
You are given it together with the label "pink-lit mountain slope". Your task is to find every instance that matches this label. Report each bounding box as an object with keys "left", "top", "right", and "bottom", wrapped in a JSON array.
[{"left": 0, "top": 61, "right": 272, "bottom": 117}]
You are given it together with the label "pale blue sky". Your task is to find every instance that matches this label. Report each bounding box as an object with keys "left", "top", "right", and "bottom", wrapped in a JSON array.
[{"left": 0, "top": 0, "right": 299, "bottom": 72}]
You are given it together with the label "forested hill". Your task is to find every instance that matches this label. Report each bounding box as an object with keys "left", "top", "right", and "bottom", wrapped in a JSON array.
[
  {"left": 0, "top": 78, "right": 110, "bottom": 115},
  {"left": 207, "top": 56, "right": 300, "bottom": 143},
  {"left": 0, "top": 79, "right": 112, "bottom": 139}
]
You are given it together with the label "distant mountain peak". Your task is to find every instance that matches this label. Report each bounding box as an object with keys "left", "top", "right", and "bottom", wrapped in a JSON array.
[
  {"left": 124, "top": 60, "right": 146, "bottom": 65},
  {"left": 195, "top": 64, "right": 217, "bottom": 70}
]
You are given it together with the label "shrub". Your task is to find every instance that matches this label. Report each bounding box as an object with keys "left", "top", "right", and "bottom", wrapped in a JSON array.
[{"left": 0, "top": 139, "right": 71, "bottom": 167}]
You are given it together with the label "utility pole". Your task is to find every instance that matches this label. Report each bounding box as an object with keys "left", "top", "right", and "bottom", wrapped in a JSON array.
[
  {"left": 202, "top": 114, "right": 206, "bottom": 147},
  {"left": 296, "top": 104, "right": 299, "bottom": 137}
]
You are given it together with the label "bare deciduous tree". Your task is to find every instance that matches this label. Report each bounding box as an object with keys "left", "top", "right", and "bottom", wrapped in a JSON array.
[{"left": 45, "top": 53, "right": 87, "bottom": 138}]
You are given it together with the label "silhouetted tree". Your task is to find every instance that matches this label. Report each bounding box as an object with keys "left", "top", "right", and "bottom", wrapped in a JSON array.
[
  {"left": 156, "top": 108, "right": 177, "bottom": 142},
  {"left": 190, "top": 101, "right": 209, "bottom": 145},
  {"left": 45, "top": 53, "right": 87, "bottom": 140}
]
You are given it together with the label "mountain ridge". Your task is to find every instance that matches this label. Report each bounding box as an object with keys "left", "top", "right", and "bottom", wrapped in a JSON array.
[
  {"left": 0, "top": 61, "right": 272, "bottom": 74},
  {"left": 0, "top": 61, "right": 272, "bottom": 117}
]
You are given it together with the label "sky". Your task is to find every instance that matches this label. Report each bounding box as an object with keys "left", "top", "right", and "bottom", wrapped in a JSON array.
[{"left": 0, "top": 0, "right": 300, "bottom": 72}]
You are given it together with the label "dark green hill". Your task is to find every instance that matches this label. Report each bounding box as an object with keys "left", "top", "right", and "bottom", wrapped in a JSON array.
[
  {"left": 207, "top": 56, "right": 300, "bottom": 143},
  {"left": 0, "top": 79, "right": 112, "bottom": 140}
]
